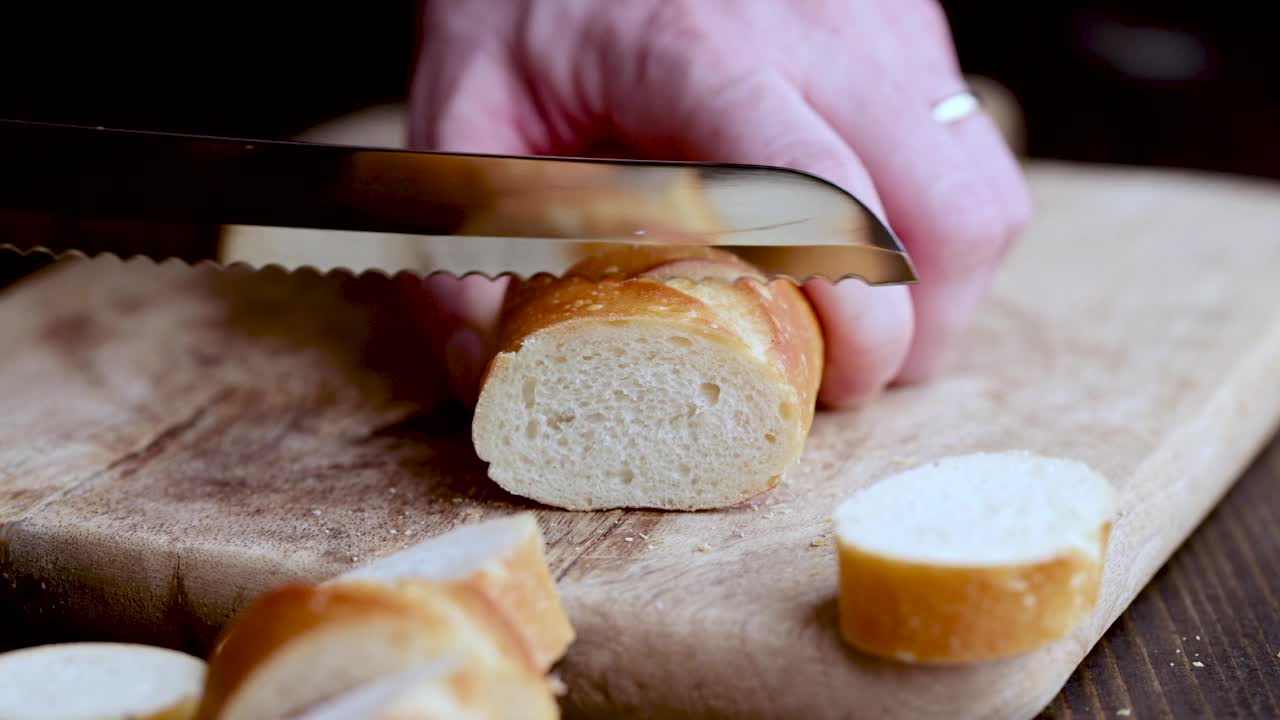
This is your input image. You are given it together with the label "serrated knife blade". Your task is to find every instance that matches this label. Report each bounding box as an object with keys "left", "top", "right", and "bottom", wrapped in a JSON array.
[{"left": 0, "top": 119, "right": 916, "bottom": 285}]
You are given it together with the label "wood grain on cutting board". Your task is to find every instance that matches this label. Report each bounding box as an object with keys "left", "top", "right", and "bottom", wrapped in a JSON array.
[{"left": 1, "top": 162, "right": 1279, "bottom": 719}]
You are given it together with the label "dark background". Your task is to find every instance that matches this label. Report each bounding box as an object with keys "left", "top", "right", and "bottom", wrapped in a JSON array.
[{"left": 1, "top": 2, "right": 1275, "bottom": 178}]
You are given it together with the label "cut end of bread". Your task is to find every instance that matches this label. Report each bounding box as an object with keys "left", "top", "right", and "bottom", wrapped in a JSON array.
[
  {"left": 834, "top": 451, "right": 1118, "bottom": 664},
  {"left": 474, "top": 317, "right": 800, "bottom": 510},
  {"left": 0, "top": 642, "right": 206, "bottom": 720},
  {"left": 472, "top": 246, "right": 823, "bottom": 512}
]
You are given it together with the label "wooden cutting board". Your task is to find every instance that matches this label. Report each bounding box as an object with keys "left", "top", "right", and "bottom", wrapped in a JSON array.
[{"left": 2, "top": 161, "right": 1280, "bottom": 719}]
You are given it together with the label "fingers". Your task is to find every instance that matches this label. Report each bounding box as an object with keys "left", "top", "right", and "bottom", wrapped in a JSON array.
[
  {"left": 658, "top": 71, "right": 915, "bottom": 407},
  {"left": 807, "top": 1, "right": 1032, "bottom": 383},
  {"left": 407, "top": 46, "right": 532, "bottom": 405}
]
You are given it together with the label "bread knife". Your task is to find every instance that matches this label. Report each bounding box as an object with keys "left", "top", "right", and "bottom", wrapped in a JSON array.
[{"left": 0, "top": 119, "right": 917, "bottom": 285}]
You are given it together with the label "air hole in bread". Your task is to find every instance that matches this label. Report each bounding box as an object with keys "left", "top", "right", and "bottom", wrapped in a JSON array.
[
  {"left": 522, "top": 379, "right": 536, "bottom": 409},
  {"left": 779, "top": 402, "right": 795, "bottom": 420},
  {"left": 668, "top": 335, "right": 692, "bottom": 347},
  {"left": 764, "top": 433, "right": 777, "bottom": 444},
  {"left": 610, "top": 467, "right": 635, "bottom": 485},
  {"left": 700, "top": 383, "right": 721, "bottom": 405},
  {"left": 525, "top": 420, "right": 538, "bottom": 439},
  {"left": 547, "top": 414, "right": 575, "bottom": 432}
]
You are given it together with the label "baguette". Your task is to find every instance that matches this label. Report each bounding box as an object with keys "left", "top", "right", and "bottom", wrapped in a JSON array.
[
  {"left": 833, "top": 451, "right": 1118, "bottom": 664},
  {"left": 0, "top": 642, "right": 206, "bottom": 720},
  {"left": 193, "top": 580, "right": 553, "bottom": 720},
  {"left": 331, "top": 513, "right": 574, "bottom": 671},
  {"left": 472, "top": 246, "right": 824, "bottom": 511}
]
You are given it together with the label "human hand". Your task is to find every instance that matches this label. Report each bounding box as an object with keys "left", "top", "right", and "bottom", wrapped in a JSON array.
[{"left": 405, "top": 0, "right": 1031, "bottom": 408}]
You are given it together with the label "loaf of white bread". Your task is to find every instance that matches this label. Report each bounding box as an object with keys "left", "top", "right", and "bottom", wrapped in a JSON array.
[
  {"left": 834, "top": 452, "right": 1118, "bottom": 663},
  {"left": 472, "top": 245, "right": 824, "bottom": 511},
  {"left": 192, "top": 512, "right": 570, "bottom": 719},
  {"left": 0, "top": 641, "right": 207, "bottom": 720}
]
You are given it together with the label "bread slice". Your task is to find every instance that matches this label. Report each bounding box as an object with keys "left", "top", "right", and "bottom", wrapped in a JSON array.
[
  {"left": 193, "top": 580, "right": 550, "bottom": 720},
  {"left": 0, "top": 641, "right": 206, "bottom": 720},
  {"left": 833, "top": 451, "right": 1119, "bottom": 664},
  {"left": 472, "top": 247, "right": 824, "bottom": 511},
  {"left": 331, "top": 512, "right": 574, "bottom": 670}
]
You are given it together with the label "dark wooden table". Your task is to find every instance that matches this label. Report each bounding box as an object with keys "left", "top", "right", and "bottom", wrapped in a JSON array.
[
  {"left": 1, "top": 247, "right": 1277, "bottom": 718},
  {"left": 1044, "top": 435, "right": 1280, "bottom": 719}
]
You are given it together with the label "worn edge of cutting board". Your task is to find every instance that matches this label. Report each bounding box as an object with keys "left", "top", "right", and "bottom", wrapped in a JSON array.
[{"left": 0, "top": 161, "right": 1278, "bottom": 719}]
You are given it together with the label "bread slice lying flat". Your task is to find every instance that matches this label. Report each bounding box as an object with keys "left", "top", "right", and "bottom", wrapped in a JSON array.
[
  {"left": 193, "top": 580, "right": 556, "bottom": 720},
  {"left": 472, "top": 247, "right": 824, "bottom": 511},
  {"left": 0, "top": 641, "right": 206, "bottom": 720},
  {"left": 834, "top": 451, "right": 1119, "bottom": 664},
  {"left": 333, "top": 513, "right": 573, "bottom": 671}
]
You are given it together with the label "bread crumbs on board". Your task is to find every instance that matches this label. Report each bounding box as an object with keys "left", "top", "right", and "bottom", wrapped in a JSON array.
[
  {"left": 1116, "top": 709, "right": 1131, "bottom": 717},
  {"left": 1192, "top": 661, "right": 1205, "bottom": 668}
]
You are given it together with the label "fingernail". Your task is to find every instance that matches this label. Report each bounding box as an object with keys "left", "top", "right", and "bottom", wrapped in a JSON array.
[{"left": 444, "top": 326, "right": 484, "bottom": 406}]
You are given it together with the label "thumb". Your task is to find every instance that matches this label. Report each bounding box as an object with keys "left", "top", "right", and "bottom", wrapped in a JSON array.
[{"left": 640, "top": 71, "right": 915, "bottom": 407}]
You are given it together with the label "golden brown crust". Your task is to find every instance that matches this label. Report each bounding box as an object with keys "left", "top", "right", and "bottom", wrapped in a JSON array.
[{"left": 836, "top": 524, "right": 1111, "bottom": 664}]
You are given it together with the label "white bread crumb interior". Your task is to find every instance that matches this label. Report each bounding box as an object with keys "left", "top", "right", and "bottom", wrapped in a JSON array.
[
  {"left": 475, "top": 318, "right": 799, "bottom": 510},
  {"left": 835, "top": 451, "right": 1118, "bottom": 566},
  {"left": 0, "top": 642, "right": 206, "bottom": 720}
]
